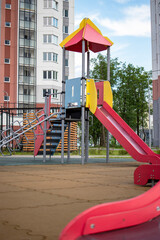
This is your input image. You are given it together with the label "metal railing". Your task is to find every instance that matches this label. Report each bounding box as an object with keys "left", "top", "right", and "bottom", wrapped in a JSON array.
[{"left": 0, "top": 107, "right": 61, "bottom": 156}]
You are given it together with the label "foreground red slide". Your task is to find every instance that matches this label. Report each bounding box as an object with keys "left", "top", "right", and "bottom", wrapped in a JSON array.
[{"left": 59, "top": 181, "right": 160, "bottom": 240}]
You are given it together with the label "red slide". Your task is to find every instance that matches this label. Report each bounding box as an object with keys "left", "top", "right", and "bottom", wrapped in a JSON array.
[
  {"left": 95, "top": 101, "right": 160, "bottom": 164},
  {"left": 94, "top": 101, "right": 160, "bottom": 185},
  {"left": 59, "top": 181, "right": 160, "bottom": 240}
]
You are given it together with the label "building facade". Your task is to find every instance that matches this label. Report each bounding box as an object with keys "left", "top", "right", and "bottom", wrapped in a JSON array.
[
  {"left": 151, "top": 0, "right": 160, "bottom": 146},
  {"left": 0, "top": 0, "right": 74, "bottom": 110}
]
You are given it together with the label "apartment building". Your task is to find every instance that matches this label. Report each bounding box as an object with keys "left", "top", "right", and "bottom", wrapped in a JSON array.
[
  {"left": 151, "top": 0, "right": 160, "bottom": 146},
  {"left": 0, "top": 0, "right": 75, "bottom": 109}
]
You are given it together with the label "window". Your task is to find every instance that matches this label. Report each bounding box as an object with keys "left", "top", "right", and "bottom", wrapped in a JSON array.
[
  {"left": 24, "top": 69, "right": 31, "bottom": 76},
  {"left": 5, "top": 40, "right": 10, "bottom": 45},
  {"left": 5, "top": 22, "right": 11, "bottom": 27},
  {"left": 48, "top": 71, "right": 51, "bottom": 79},
  {"left": 24, "top": 0, "right": 32, "bottom": 3},
  {"left": 43, "top": 52, "right": 58, "bottom": 62},
  {"left": 64, "top": 9, "right": 69, "bottom": 17},
  {"left": 24, "top": 89, "right": 28, "bottom": 95},
  {"left": 24, "top": 89, "right": 30, "bottom": 95},
  {"left": 53, "top": 89, "right": 58, "bottom": 98},
  {"left": 5, "top": 4, "right": 11, "bottom": 9},
  {"left": 63, "top": 25, "right": 68, "bottom": 34},
  {"left": 53, "top": 53, "right": 58, "bottom": 62},
  {"left": 48, "top": 52, "right": 51, "bottom": 61},
  {"left": 43, "top": 71, "right": 47, "bottom": 79},
  {"left": 4, "top": 95, "right": 10, "bottom": 101},
  {"left": 43, "top": 52, "right": 47, "bottom": 61},
  {"left": 24, "top": 51, "right": 31, "bottom": 58},
  {"left": 43, "top": 89, "right": 51, "bottom": 97},
  {"left": 44, "top": 0, "right": 58, "bottom": 10},
  {"left": 48, "top": 34, "right": 51, "bottom": 43},
  {"left": 4, "top": 77, "right": 10, "bottom": 82},
  {"left": 24, "top": 12, "right": 31, "bottom": 21},
  {"left": 52, "top": 35, "right": 58, "bottom": 45},
  {"left": 43, "top": 17, "right": 47, "bottom": 26},
  {"left": 43, "top": 34, "right": 58, "bottom": 45},
  {"left": 65, "top": 59, "right": 68, "bottom": 66},
  {"left": 48, "top": 17, "right": 52, "bottom": 26},
  {"left": 53, "top": 0, "right": 58, "bottom": 10},
  {"left": 43, "top": 34, "right": 47, "bottom": 43},
  {"left": 53, "top": 71, "right": 57, "bottom": 80},
  {"left": 43, "top": 17, "right": 58, "bottom": 27},
  {"left": 72, "top": 86, "right": 74, "bottom": 97},
  {"left": 4, "top": 58, "right": 10, "bottom": 64},
  {"left": 43, "top": 70, "right": 58, "bottom": 80},
  {"left": 53, "top": 17, "right": 58, "bottom": 27}
]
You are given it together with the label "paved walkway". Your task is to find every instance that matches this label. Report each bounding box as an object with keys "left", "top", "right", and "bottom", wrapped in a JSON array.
[{"left": 0, "top": 155, "right": 133, "bottom": 166}]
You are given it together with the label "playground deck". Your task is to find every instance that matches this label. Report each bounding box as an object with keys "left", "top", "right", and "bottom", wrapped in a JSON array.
[{"left": 0, "top": 161, "right": 149, "bottom": 240}]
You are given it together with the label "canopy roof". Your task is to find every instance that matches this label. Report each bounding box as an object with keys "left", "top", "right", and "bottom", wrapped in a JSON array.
[{"left": 60, "top": 18, "right": 113, "bottom": 53}]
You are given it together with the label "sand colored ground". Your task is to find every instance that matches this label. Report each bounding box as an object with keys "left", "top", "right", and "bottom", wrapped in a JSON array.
[{"left": 0, "top": 161, "right": 150, "bottom": 240}]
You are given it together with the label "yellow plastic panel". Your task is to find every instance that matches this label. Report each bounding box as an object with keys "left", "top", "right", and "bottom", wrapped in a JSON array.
[
  {"left": 86, "top": 79, "right": 97, "bottom": 114},
  {"left": 103, "top": 81, "right": 113, "bottom": 108}
]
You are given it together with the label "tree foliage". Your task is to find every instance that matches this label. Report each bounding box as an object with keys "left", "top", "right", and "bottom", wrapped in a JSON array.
[{"left": 89, "top": 53, "right": 152, "bottom": 146}]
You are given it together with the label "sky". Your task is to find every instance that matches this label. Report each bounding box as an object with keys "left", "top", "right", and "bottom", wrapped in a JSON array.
[{"left": 74, "top": 0, "right": 151, "bottom": 77}]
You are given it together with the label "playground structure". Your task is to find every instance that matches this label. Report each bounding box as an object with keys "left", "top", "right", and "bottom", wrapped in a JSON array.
[
  {"left": 0, "top": 17, "right": 160, "bottom": 183},
  {"left": 57, "top": 18, "right": 160, "bottom": 240}
]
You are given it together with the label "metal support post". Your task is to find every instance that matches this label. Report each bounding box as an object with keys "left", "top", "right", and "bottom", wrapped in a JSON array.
[
  {"left": 43, "top": 94, "right": 48, "bottom": 163},
  {"left": 67, "top": 121, "right": 71, "bottom": 163},
  {"left": 61, "top": 47, "right": 66, "bottom": 164},
  {"left": 148, "top": 76, "right": 151, "bottom": 148},
  {"left": 85, "top": 51, "right": 90, "bottom": 163},
  {"left": 106, "top": 46, "right": 110, "bottom": 163},
  {"left": 81, "top": 40, "right": 85, "bottom": 165}
]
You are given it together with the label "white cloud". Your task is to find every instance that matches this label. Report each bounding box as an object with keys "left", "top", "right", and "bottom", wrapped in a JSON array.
[
  {"left": 112, "top": 42, "right": 130, "bottom": 54},
  {"left": 114, "top": 0, "right": 131, "bottom": 3},
  {"left": 95, "top": 5, "right": 151, "bottom": 37},
  {"left": 75, "top": 4, "right": 150, "bottom": 37}
]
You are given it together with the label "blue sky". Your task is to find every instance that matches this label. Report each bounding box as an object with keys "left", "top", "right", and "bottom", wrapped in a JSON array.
[{"left": 74, "top": 0, "right": 151, "bottom": 76}]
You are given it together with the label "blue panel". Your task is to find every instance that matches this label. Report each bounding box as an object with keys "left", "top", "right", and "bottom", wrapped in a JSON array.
[{"left": 65, "top": 78, "right": 81, "bottom": 109}]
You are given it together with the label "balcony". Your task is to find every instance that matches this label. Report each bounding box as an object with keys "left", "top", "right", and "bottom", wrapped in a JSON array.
[
  {"left": 19, "top": 39, "right": 36, "bottom": 48},
  {"left": 19, "top": 95, "right": 36, "bottom": 103},
  {"left": 19, "top": 76, "right": 35, "bottom": 85},
  {"left": 19, "top": 20, "right": 36, "bottom": 30},
  {"left": 19, "top": 2, "right": 36, "bottom": 11},
  {"left": 19, "top": 57, "right": 36, "bottom": 66}
]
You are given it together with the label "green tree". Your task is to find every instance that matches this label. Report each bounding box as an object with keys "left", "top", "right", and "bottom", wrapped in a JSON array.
[
  {"left": 89, "top": 54, "right": 152, "bottom": 146},
  {"left": 115, "top": 63, "right": 150, "bottom": 136},
  {"left": 90, "top": 54, "right": 120, "bottom": 146}
]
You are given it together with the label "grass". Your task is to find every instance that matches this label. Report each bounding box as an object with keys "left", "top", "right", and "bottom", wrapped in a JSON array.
[{"left": 1, "top": 147, "right": 160, "bottom": 157}]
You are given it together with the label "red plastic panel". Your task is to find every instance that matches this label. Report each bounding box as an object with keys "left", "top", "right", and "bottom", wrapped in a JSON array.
[
  {"left": 95, "top": 82, "right": 103, "bottom": 106},
  {"left": 134, "top": 165, "right": 160, "bottom": 185},
  {"left": 78, "top": 215, "right": 160, "bottom": 240},
  {"left": 59, "top": 181, "right": 160, "bottom": 240},
  {"left": 34, "top": 96, "right": 51, "bottom": 156}
]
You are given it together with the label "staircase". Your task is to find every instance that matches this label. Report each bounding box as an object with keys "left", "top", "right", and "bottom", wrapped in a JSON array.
[{"left": 37, "top": 119, "right": 67, "bottom": 156}]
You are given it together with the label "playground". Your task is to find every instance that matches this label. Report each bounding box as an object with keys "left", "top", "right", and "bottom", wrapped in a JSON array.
[
  {"left": 1, "top": 17, "right": 160, "bottom": 240},
  {"left": 0, "top": 161, "right": 148, "bottom": 240}
]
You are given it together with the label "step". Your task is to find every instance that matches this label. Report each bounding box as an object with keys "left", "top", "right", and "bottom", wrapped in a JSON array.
[{"left": 37, "top": 149, "right": 56, "bottom": 155}]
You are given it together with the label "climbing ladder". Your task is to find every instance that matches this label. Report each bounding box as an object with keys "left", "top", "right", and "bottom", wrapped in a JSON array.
[{"left": 37, "top": 119, "right": 67, "bottom": 156}]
